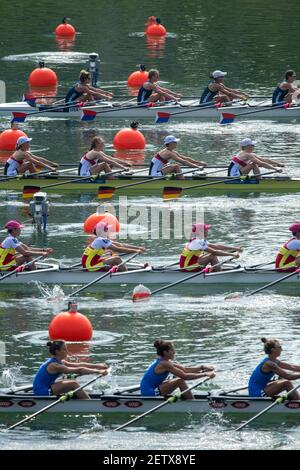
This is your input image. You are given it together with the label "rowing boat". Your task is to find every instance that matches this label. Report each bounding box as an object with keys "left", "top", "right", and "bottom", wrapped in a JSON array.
[
  {"left": 1, "top": 262, "right": 299, "bottom": 287},
  {"left": 2, "top": 100, "right": 300, "bottom": 120},
  {"left": 0, "top": 172, "right": 298, "bottom": 194},
  {"left": 1, "top": 388, "right": 300, "bottom": 416}
]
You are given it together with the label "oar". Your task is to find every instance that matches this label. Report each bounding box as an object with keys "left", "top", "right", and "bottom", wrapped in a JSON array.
[
  {"left": 133, "top": 257, "right": 236, "bottom": 300},
  {"left": 6, "top": 374, "right": 102, "bottom": 431},
  {"left": 225, "top": 267, "right": 300, "bottom": 300},
  {"left": 155, "top": 101, "right": 221, "bottom": 123},
  {"left": 68, "top": 252, "right": 140, "bottom": 298},
  {"left": 114, "top": 376, "right": 211, "bottom": 431},
  {"left": 97, "top": 167, "right": 203, "bottom": 199},
  {"left": 0, "top": 255, "right": 45, "bottom": 282},
  {"left": 80, "top": 100, "right": 176, "bottom": 121},
  {"left": 219, "top": 102, "right": 290, "bottom": 125},
  {"left": 161, "top": 170, "right": 279, "bottom": 200},
  {"left": 0, "top": 168, "right": 59, "bottom": 184},
  {"left": 235, "top": 382, "right": 300, "bottom": 432}
]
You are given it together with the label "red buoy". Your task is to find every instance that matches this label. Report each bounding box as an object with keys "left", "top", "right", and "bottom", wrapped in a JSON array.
[
  {"left": 49, "top": 302, "right": 93, "bottom": 341},
  {"left": 0, "top": 128, "right": 27, "bottom": 152},
  {"left": 113, "top": 122, "right": 146, "bottom": 150},
  {"left": 29, "top": 62, "right": 58, "bottom": 88},
  {"left": 127, "top": 65, "right": 148, "bottom": 88},
  {"left": 146, "top": 24, "right": 167, "bottom": 36},
  {"left": 83, "top": 210, "right": 120, "bottom": 234},
  {"left": 55, "top": 18, "right": 76, "bottom": 36}
]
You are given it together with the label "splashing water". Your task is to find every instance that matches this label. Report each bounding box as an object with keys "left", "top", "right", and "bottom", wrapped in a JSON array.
[
  {"left": 35, "top": 281, "right": 66, "bottom": 302},
  {"left": 0, "top": 367, "right": 21, "bottom": 388}
]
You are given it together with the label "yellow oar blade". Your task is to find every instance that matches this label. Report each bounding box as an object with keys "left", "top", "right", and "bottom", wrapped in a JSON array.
[
  {"left": 97, "top": 186, "right": 116, "bottom": 199},
  {"left": 22, "top": 185, "right": 41, "bottom": 199},
  {"left": 162, "top": 186, "right": 183, "bottom": 200}
]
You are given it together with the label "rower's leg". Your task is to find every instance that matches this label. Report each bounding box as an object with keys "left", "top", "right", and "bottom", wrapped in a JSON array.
[
  {"left": 264, "top": 379, "right": 300, "bottom": 400},
  {"left": 241, "top": 162, "right": 260, "bottom": 177},
  {"left": 159, "top": 378, "right": 193, "bottom": 399},
  {"left": 19, "top": 162, "right": 36, "bottom": 174},
  {"left": 294, "top": 255, "right": 300, "bottom": 267},
  {"left": 104, "top": 256, "right": 127, "bottom": 271},
  {"left": 162, "top": 164, "right": 183, "bottom": 179},
  {"left": 198, "top": 254, "right": 221, "bottom": 271},
  {"left": 51, "top": 380, "right": 90, "bottom": 399},
  {"left": 90, "top": 162, "right": 113, "bottom": 178}
]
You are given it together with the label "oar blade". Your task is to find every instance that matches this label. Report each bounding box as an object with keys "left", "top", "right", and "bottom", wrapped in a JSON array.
[
  {"left": 22, "top": 93, "right": 37, "bottom": 107},
  {"left": 162, "top": 186, "right": 183, "bottom": 200},
  {"left": 132, "top": 284, "right": 151, "bottom": 302},
  {"left": 97, "top": 186, "right": 116, "bottom": 199},
  {"left": 219, "top": 112, "right": 236, "bottom": 125},
  {"left": 155, "top": 111, "right": 171, "bottom": 124},
  {"left": 22, "top": 185, "right": 40, "bottom": 199},
  {"left": 80, "top": 109, "right": 97, "bottom": 121},
  {"left": 11, "top": 112, "right": 27, "bottom": 124}
]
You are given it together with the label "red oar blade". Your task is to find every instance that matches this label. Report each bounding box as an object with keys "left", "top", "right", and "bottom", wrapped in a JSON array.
[
  {"left": 219, "top": 112, "right": 236, "bottom": 125},
  {"left": 22, "top": 185, "right": 40, "bottom": 199},
  {"left": 97, "top": 186, "right": 116, "bottom": 199},
  {"left": 162, "top": 186, "right": 183, "bottom": 200},
  {"left": 132, "top": 284, "right": 151, "bottom": 302},
  {"left": 80, "top": 109, "right": 97, "bottom": 121}
]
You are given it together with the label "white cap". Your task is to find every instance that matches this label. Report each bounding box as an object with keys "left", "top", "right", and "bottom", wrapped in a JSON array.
[
  {"left": 240, "top": 138, "right": 257, "bottom": 147},
  {"left": 16, "top": 136, "right": 32, "bottom": 147},
  {"left": 212, "top": 70, "right": 227, "bottom": 79},
  {"left": 95, "top": 221, "right": 113, "bottom": 237},
  {"left": 164, "top": 135, "right": 180, "bottom": 145}
]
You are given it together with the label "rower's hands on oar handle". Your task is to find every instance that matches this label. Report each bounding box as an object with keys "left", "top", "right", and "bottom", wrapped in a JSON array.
[{"left": 42, "top": 248, "right": 54, "bottom": 256}]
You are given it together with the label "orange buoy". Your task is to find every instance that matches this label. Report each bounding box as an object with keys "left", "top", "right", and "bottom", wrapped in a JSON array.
[
  {"left": 113, "top": 122, "right": 146, "bottom": 150},
  {"left": 29, "top": 61, "right": 58, "bottom": 88},
  {"left": 127, "top": 65, "right": 148, "bottom": 88},
  {"left": 132, "top": 284, "right": 151, "bottom": 302},
  {"left": 55, "top": 17, "right": 76, "bottom": 36},
  {"left": 49, "top": 302, "right": 93, "bottom": 341},
  {"left": 145, "top": 16, "right": 156, "bottom": 32},
  {"left": 83, "top": 210, "right": 120, "bottom": 234},
  {"left": 146, "top": 18, "right": 167, "bottom": 36},
  {"left": 0, "top": 127, "right": 27, "bottom": 152}
]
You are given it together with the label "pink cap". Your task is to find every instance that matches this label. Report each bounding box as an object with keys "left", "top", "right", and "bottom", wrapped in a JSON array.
[
  {"left": 192, "top": 223, "right": 212, "bottom": 235},
  {"left": 289, "top": 222, "right": 300, "bottom": 233},
  {"left": 4, "top": 220, "right": 25, "bottom": 230},
  {"left": 95, "top": 221, "right": 113, "bottom": 236}
]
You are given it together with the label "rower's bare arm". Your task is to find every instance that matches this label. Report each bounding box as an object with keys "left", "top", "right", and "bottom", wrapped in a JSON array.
[
  {"left": 257, "top": 156, "right": 285, "bottom": 167},
  {"left": 172, "top": 154, "right": 200, "bottom": 168},
  {"left": 205, "top": 247, "right": 239, "bottom": 258},
  {"left": 163, "top": 362, "right": 214, "bottom": 380},
  {"left": 63, "top": 360, "right": 109, "bottom": 369},
  {"left": 109, "top": 242, "right": 142, "bottom": 254},
  {"left": 115, "top": 241, "right": 146, "bottom": 251},
  {"left": 16, "top": 245, "right": 53, "bottom": 256},
  {"left": 265, "top": 362, "right": 300, "bottom": 380},
  {"left": 87, "top": 84, "right": 113, "bottom": 98},
  {"left": 48, "top": 363, "right": 106, "bottom": 375},
  {"left": 251, "top": 155, "right": 282, "bottom": 171},
  {"left": 176, "top": 153, "right": 207, "bottom": 167},
  {"left": 100, "top": 153, "right": 128, "bottom": 170},
  {"left": 277, "top": 360, "right": 300, "bottom": 372},
  {"left": 209, "top": 243, "right": 243, "bottom": 252}
]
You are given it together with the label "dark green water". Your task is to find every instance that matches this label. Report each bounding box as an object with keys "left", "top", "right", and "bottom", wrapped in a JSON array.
[{"left": 1, "top": 0, "right": 300, "bottom": 450}]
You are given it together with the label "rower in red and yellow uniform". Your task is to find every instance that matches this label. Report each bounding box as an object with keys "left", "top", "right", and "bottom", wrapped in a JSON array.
[
  {"left": 0, "top": 220, "right": 53, "bottom": 271},
  {"left": 82, "top": 221, "right": 146, "bottom": 272},
  {"left": 180, "top": 223, "right": 242, "bottom": 272},
  {"left": 275, "top": 222, "right": 300, "bottom": 272}
]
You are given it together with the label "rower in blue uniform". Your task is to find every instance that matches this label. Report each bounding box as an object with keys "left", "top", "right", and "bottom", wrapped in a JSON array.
[
  {"left": 248, "top": 337, "right": 300, "bottom": 399},
  {"left": 65, "top": 70, "right": 113, "bottom": 104},
  {"left": 200, "top": 70, "right": 248, "bottom": 105},
  {"left": 137, "top": 69, "right": 182, "bottom": 104},
  {"left": 140, "top": 339, "right": 215, "bottom": 398},
  {"left": 272, "top": 70, "right": 300, "bottom": 105}
]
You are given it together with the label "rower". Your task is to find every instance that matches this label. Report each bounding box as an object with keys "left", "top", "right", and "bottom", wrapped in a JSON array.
[
  {"left": 272, "top": 70, "right": 300, "bottom": 105},
  {"left": 33, "top": 340, "right": 108, "bottom": 399},
  {"left": 179, "top": 223, "right": 242, "bottom": 272},
  {"left": 227, "top": 138, "right": 285, "bottom": 178},
  {"left": 65, "top": 69, "right": 113, "bottom": 104},
  {"left": 149, "top": 135, "right": 207, "bottom": 178},
  {"left": 275, "top": 222, "right": 300, "bottom": 272},
  {"left": 140, "top": 339, "right": 215, "bottom": 399},
  {"left": 0, "top": 220, "right": 53, "bottom": 271},
  {"left": 200, "top": 70, "right": 249, "bottom": 105},
  {"left": 137, "top": 69, "right": 182, "bottom": 104},
  {"left": 82, "top": 221, "right": 145, "bottom": 272},
  {"left": 78, "top": 136, "right": 130, "bottom": 178},
  {"left": 248, "top": 337, "right": 300, "bottom": 399},
  {"left": 4, "top": 136, "right": 58, "bottom": 176}
]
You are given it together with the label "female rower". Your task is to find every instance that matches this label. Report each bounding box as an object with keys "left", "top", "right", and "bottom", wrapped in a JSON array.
[
  {"left": 248, "top": 337, "right": 300, "bottom": 399},
  {"left": 149, "top": 135, "right": 207, "bottom": 178},
  {"left": 4, "top": 136, "right": 58, "bottom": 176},
  {"left": 275, "top": 222, "right": 300, "bottom": 272},
  {"left": 65, "top": 70, "right": 113, "bottom": 103},
  {"left": 227, "top": 138, "right": 284, "bottom": 178},
  {"left": 180, "top": 223, "right": 242, "bottom": 272},
  {"left": 78, "top": 136, "right": 130, "bottom": 177},
  {"left": 140, "top": 339, "right": 215, "bottom": 399},
  {"left": 200, "top": 70, "right": 248, "bottom": 105},
  {"left": 0, "top": 220, "right": 53, "bottom": 271},
  {"left": 82, "top": 221, "right": 145, "bottom": 272},
  {"left": 137, "top": 69, "right": 182, "bottom": 104},
  {"left": 272, "top": 70, "right": 300, "bottom": 105},
  {"left": 33, "top": 339, "right": 108, "bottom": 399}
]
